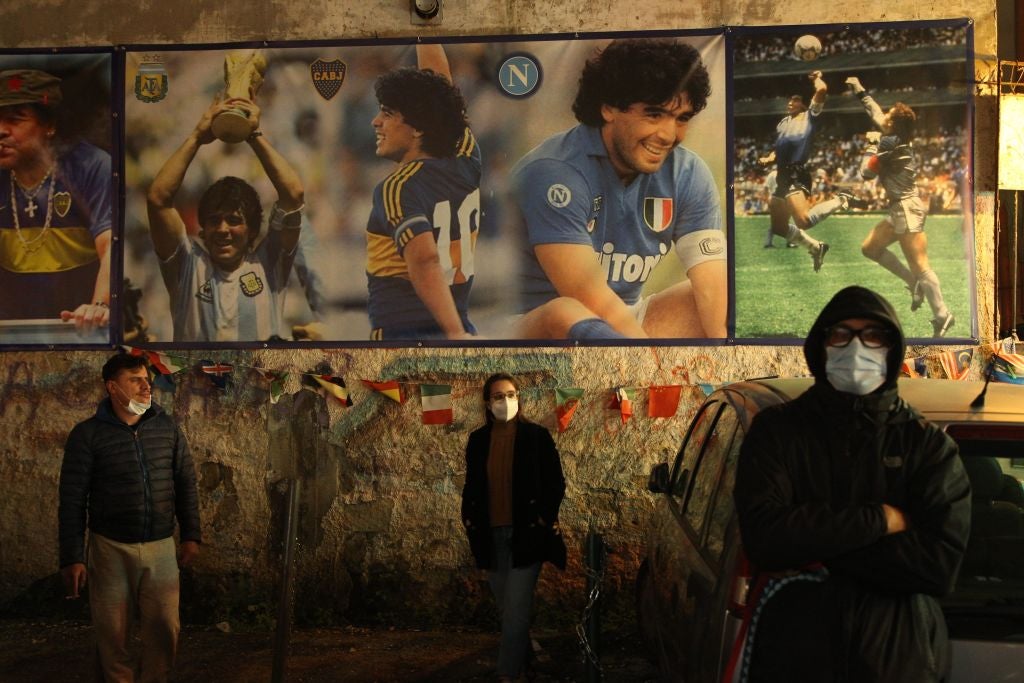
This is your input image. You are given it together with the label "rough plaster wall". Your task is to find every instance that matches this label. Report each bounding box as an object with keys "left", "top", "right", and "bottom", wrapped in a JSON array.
[{"left": 0, "top": 0, "right": 1002, "bottom": 624}]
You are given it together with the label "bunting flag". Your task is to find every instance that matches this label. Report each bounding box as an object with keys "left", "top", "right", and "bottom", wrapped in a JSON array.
[
  {"left": 255, "top": 369, "right": 288, "bottom": 404},
  {"left": 122, "top": 346, "right": 185, "bottom": 376},
  {"left": 313, "top": 375, "right": 353, "bottom": 406},
  {"left": 992, "top": 354, "right": 1024, "bottom": 384},
  {"left": 937, "top": 348, "right": 974, "bottom": 380},
  {"left": 607, "top": 387, "right": 636, "bottom": 424},
  {"left": 901, "top": 357, "right": 929, "bottom": 378},
  {"left": 152, "top": 372, "right": 176, "bottom": 393},
  {"left": 200, "top": 360, "right": 233, "bottom": 388},
  {"left": 647, "top": 385, "right": 683, "bottom": 418},
  {"left": 421, "top": 384, "right": 453, "bottom": 425},
  {"left": 698, "top": 383, "right": 715, "bottom": 397},
  {"left": 554, "top": 387, "right": 584, "bottom": 432},
  {"left": 362, "top": 379, "right": 405, "bottom": 404}
]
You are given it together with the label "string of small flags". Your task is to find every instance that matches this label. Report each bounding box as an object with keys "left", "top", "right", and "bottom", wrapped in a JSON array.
[
  {"left": 119, "top": 345, "right": 721, "bottom": 430},
  {"left": 901, "top": 333, "right": 1023, "bottom": 383}
]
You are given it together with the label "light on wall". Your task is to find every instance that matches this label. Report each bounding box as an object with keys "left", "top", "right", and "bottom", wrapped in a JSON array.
[{"left": 411, "top": 0, "right": 442, "bottom": 23}]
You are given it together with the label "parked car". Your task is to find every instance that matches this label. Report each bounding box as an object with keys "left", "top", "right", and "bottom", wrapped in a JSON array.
[{"left": 637, "top": 377, "right": 1024, "bottom": 682}]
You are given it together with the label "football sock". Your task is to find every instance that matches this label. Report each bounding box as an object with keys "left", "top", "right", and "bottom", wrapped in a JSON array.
[
  {"left": 567, "top": 318, "right": 628, "bottom": 340},
  {"left": 786, "top": 224, "right": 819, "bottom": 250},
  {"left": 806, "top": 197, "right": 843, "bottom": 227},
  {"left": 917, "top": 269, "right": 949, "bottom": 318},
  {"left": 871, "top": 249, "right": 915, "bottom": 287}
]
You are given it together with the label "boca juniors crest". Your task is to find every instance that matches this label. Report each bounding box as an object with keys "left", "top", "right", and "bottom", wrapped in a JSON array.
[
  {"left": 135, "top": 62, "right": 169, "bottom": 103},
  {"left": 643, "top": 197, "right": 673, "bottom": 232},
  {"left": 310, "top": 59, "right": 346, "bottom": 100}
]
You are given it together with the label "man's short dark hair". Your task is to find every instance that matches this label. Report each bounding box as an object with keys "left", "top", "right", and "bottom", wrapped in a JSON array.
[
  {"left": 102, "top": 353, "right": 147, "bottom": 382},
  {"left": 889, "top": 102, "right": 916, "bottom": 141},
  {"left": 572, "top": 39, "right": 711, "bottom": 127},
  {"left": 374, "top": 67, "right": 468, "bottom": 158},
  {"left": 198, "top": 177, "right": 263, "bottom": 240}
]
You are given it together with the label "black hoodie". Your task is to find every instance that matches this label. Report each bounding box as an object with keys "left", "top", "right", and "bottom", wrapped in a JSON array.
[{"left": 734, "top": 286, "right": 971, "bottom": 682}]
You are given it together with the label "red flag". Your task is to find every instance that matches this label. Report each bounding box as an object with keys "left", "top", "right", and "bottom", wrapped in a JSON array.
[
  {"left": 647, "top": 385, "right": 682, "bottom": 418},
  {"left": 555, "top": 387, "right": 583, "bottom": 432},
  {"left": 361, "top": 379, "right": 404, "bottom": 404}
]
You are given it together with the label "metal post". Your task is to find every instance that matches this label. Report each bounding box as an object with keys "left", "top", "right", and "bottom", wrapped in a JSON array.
[
  {"left": 271, "top": 478, "right": 301, "bottom": 683},
  {"left": 584, "top": 531, "right": 604, "bottom": 683}
]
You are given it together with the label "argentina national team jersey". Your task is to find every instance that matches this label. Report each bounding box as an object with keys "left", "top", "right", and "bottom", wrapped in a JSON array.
[
  {"left": 774, "top": 107, "right": 822, "bottom": 166},
  {"left": 159, "top": 230, "right": 294, "bottom": 342},
  {"left": 513, "top": 124, "right": 721, "bottom": 312},
  {"left": 0, "top": 142, "right": 111, "bottom": 320},
  {"left": 365, "top": 128, "right": 481, "bottom": 337}
]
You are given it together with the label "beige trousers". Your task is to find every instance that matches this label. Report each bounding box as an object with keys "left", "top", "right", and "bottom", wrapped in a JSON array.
[{"left": 87, "top": 533, "right": 180, "bottom": 683}]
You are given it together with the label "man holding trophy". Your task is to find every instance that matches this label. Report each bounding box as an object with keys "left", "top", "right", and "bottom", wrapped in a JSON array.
[{"left": 146, "top": 50, "right": 306, "bottom": 342}]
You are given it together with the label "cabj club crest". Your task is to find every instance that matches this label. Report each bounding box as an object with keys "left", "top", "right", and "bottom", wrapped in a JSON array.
[
  {"left": 135, "top": 62, "right": 168, "bottom": 103},
  {"left": 310, "top": 59, "right": 346, "bottom": 100}
]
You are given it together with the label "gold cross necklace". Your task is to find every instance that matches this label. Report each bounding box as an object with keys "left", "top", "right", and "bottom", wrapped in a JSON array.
[{"left": 10, "top": 165, "right": 56, "bottom": 253}]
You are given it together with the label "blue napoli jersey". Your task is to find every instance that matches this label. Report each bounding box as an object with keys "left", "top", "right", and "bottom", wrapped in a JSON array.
[
  {"left": 365, "top": 128, "right": 481, "bottom": 335},
  {"left": 0, "top": 142, "right": 112, "bottom": 319},
  {"left": 512, "top": 124, "right": 721, "bottom": 311},
  {"left": 774, "top": 108, "right": 822, "bottom": 166}
]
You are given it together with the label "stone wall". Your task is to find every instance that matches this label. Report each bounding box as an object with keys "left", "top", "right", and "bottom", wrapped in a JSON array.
[{"left": 0, "top": 0, "right": 1001, "bottom": 625}]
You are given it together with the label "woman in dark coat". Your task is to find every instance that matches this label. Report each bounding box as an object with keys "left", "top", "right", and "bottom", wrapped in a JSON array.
[{"left": 461, "top": 373, "right": 566, "bottom": 683}]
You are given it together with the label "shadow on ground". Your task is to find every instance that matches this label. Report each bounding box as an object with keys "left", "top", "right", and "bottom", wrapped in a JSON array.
[{"left": 0, "top": 619, "right": 661, "bottom": 682}]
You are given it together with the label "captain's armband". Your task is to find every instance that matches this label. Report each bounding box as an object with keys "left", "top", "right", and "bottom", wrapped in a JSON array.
[{"left": 675, "top": 229, "right": 726, "bottom": 272}]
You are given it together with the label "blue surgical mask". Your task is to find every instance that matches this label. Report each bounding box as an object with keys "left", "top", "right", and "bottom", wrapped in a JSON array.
[{"left": 825, "top": 338, "right": 889, "bottom": 395}]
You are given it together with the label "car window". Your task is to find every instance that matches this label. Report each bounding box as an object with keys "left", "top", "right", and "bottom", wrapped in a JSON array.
[
  {"left": 684, "top": 405, "right": 739, "bottom": 550},
  {"left": 704, "top": 411, "right": 744, "bottom": 565},
  {"left": 944, "top": 440, "right": 1024, "bottom": 641},
  {"left": 670, "top": 401, "right": 722, "bottom": 503}
]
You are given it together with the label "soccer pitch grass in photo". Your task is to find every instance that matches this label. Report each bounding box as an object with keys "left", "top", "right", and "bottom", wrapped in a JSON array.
[{"left": 734, "top": 214, "right": 972, "bottom": 340}]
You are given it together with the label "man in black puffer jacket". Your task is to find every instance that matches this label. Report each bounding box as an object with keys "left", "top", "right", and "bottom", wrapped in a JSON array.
[
  {"left": 59, "top": 352, "right": 201, "bottom": 682},
  {"left": 734, "top": 285, "right": 970, "bottom": 682}
]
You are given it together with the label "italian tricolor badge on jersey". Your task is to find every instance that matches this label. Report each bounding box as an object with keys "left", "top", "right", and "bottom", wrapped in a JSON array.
[{"left": 643, "top": 197, "right": 673, "bottom": 232}]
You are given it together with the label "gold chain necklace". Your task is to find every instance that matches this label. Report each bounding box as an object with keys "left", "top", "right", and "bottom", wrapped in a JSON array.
[{"left": 10, "top": 166, "right": 56, "bottom": 253}]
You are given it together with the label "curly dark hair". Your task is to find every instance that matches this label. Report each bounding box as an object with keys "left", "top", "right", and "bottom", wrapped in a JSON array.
[
  {"left": 572, "top": 39, "right": 711, "bottom": 127},
  {"left": 888, "top": 102, "right": 917, "bottom": 141},
  {"left": 197, "top": 176, "right": 263, "bottom": 240},
  {"left": 374, "top": 67, "right": 468, "bottom": 158}
]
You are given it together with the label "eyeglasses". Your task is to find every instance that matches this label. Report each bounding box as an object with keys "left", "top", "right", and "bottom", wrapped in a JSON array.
[
  {"left": 490, "top": 391, "right": 518, "bottom": 401},
  {"left": 825, "top": 325, "right": 893, "bottom": 349}
]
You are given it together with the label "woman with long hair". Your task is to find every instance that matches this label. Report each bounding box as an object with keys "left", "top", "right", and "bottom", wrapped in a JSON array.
[{"left": 461, "top": 373, "right": 566, "bottom": 682}]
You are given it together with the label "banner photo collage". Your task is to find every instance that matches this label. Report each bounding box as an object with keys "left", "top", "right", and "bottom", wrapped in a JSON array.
[{"left": 0, "top": 20, "right": 975, "bottom": 348}]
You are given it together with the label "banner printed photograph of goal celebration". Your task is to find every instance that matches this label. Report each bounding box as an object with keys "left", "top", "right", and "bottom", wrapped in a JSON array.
[
  {"left": 730, "top": 20, "right": 975, "bottom": 343},
  {"left": 0, "top": 51, "right": 115, "bottom": 348},
  {"left": 122, "top": 32, "right": 727, "bottom": 347}
]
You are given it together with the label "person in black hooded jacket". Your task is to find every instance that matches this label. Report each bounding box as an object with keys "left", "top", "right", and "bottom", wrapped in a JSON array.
[{"left": 733, "top": 285, "right": 970, "bottom": 682}]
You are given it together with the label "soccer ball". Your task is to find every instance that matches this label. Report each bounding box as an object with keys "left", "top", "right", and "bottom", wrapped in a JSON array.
[{"left": 794, "top": 35, "right": 822, "bottom": 61}]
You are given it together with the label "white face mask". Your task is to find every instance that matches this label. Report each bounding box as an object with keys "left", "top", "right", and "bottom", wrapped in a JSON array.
[
  {"left": 113, "top": 382, "right": 151, "bottom": 416},
  {"left": 490, "top": 397, "right": 519, "bottom": 422},
  {"left": 825, "top": 338, "right": 889, "bottom": 395}
]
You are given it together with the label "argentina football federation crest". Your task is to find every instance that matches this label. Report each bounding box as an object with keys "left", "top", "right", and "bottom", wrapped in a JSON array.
[
  {"left": 643, "top": 197, "right": 673, "bottom": 232},
  {"left": 196, "top": 280, "right": 214, "bottom": 304},
  {"left": 135, "top": 61, "right": 169, "bottom": 103},
  {"left": 310, "top": 59, "right": 346, "bottom": 100},
  {"left": 240, "top": 271, "right": 264, "bottom": 297}
]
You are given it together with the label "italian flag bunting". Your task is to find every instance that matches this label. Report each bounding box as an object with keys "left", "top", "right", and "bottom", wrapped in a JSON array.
[
  {"left": 361, "top": 379, "right": 405, "bottom": 404},
  {"left": 421, "top": 384, "right": 453, "bottom": 425},
  {"left": 608, "top": 387, "right": 635, "bottom": 424},
  {"left": 554, "top": 387, "right": 584, "bottom": 432},
  {"left": 647, "top": 385, "right": 682, "bottom": 418}
]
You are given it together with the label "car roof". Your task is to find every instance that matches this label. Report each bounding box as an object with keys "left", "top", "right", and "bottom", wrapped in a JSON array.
[{"left": 724, "top": 377, "right": 1024, "bottom": 425}]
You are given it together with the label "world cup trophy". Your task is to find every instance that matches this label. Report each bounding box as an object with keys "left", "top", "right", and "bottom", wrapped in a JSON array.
[{"left": 211, "top": 50, "right": 268, "bottom": 143}]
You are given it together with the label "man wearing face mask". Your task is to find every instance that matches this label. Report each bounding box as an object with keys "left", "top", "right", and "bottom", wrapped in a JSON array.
[
  {"left": 732, "top": 285, "right": 970, "bottom": 683},
  {"left": 461, "top": 373, "right": 566, "bottom": 682},
  {"left": 59, "top": 352, "right": 201, "bottom": 682}
]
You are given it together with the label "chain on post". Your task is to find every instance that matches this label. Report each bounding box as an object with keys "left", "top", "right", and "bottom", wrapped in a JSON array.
[{"left": 576, "top": 539, "right": 608, "bottom": 677}]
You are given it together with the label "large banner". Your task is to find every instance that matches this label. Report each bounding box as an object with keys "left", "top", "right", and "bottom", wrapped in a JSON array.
[
  {"left": 0, "top": 51, "right": 115, "bottom": 346},
  {"left": 732, "top": 21, "right": 975, "bottom": 341},
  {"left": 123, "top": 33, "right": 728, "bottom": 346}
]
